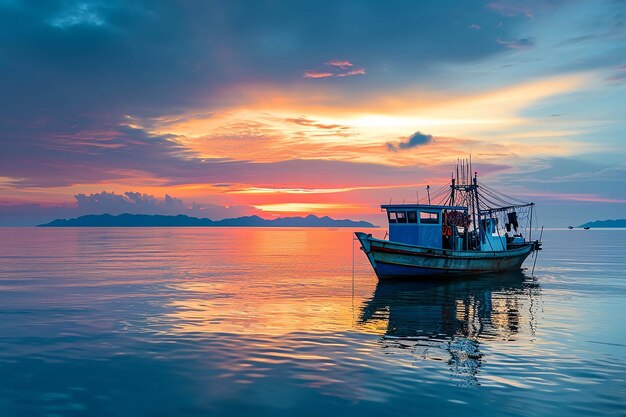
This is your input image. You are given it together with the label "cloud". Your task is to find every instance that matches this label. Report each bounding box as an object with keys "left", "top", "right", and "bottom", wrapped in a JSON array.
[
  {"left": 304, "top": 59, "right": 366, "bottom": 79},
  {"left": 285, "top": 116, "right": 350, "bottom": 130},
  {"left": 0, "top": 119, "right": 194, "bottom": 187},
  {"left": 0, "top": 0, "right": 526, "bottom": 122},
  {"left": 0, "top": 118, "right": 442, "bottom": 189},
  {"left": 50, "top": 2, "right": 106, "bottom": 28},
  {"left": 74, "top": 191, "right": 263, "bottom": 218},
  {"left": 497, "top": 37, "right": 535, "bottom": 49},
  {"left": 492, "top": 158, "right": 626, "bottom": 209},
  {"left": 486, "top": 156, "right": 626, "bottom": 226},
  {"left": 303, "top": 71, "right": 334, "bottom": 79},
  {"left": 336, "top": 68, "right": 366, "bottom": 77},
  {"left": 486, "top": 2, "right": 534, "bottom": 18},
  {"left": 386, "top": 131, "right": 433, "bottom": 152},
  {"left": 606, "top": 65, "right": 626, "bottom": 82},
  {"left": 74, "top": 191, "right": 186, "bottom": 214},
  {"left": 327, "top": 60, "right": 353, "bottom": 69},
  {"left": 0, "top": 191, "right": 263, "bottom": 226},
  {"left": 1, "top": 1, "right": 623, "bottom": 228}
]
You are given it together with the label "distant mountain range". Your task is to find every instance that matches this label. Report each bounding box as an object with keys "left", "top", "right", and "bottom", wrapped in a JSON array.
[
  {"left": 578, "top": 219, "right": 626, "bottom": 228},
  {"left": 37, "top": 213, "right": 377, "bottom": 228}
]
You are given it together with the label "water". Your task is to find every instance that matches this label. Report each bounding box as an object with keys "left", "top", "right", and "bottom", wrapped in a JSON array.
[{"left": 0, "top": 227, "right": 625, "bottom": 416}]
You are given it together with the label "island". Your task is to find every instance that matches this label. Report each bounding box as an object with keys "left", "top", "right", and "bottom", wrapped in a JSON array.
[
  {"left": 37, "top": 213, "right": 377, "bottom": 228},
  {"left": 578, "top": 219, "right": 626, "bottom": 228}
]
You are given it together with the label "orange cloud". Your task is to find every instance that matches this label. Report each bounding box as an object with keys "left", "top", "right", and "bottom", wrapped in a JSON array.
[
  {"left": 303, "top": 70, "right": 334, "bottom": 79},
  {"left": 110, "top": 71, "right": 597, "bottom": 220},
  {"left": 144, "top": 72, "right": 593, "bottom": 170}
]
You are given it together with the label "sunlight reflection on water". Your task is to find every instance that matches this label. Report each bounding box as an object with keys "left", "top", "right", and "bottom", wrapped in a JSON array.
[{"left": 0, "top": 227, "right": 625, "bottom": 416}]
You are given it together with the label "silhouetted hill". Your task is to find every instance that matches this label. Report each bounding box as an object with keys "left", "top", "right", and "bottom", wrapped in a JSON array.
[
  {"left": 578, "top": 219, "right": 626, "bottom": 228},
  {"left": 37, "top": 213, "right": 377, "bottom": 228}
]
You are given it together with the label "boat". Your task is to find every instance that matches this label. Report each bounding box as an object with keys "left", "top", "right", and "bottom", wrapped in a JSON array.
[
  {"left": 568, "top": 226, "right": 574, "bottom": 229},
  {"left": 584, "top": 226, "right": 590, "bottom": 230},
  {"left": 355, "top": 160, "right": 542, "bottom": 280}
]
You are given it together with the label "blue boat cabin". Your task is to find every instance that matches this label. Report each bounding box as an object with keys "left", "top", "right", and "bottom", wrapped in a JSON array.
[{"left": 382, "top": 204, "right": 468, "bottom": 250}]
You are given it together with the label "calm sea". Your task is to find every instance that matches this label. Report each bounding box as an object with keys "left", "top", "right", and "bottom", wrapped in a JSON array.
[{"left": 0, "top": 227, "right": 625, "bottom": 416}]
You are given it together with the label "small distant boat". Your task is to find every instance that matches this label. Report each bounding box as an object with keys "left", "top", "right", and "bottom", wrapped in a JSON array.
[
  {"left": 584, "top": 226, "right": 590, "bottom": 230},
  {"left": 355, "top": 160, "right": 542, "bottom": 280},
  {"left": 568, "top": 226, "right": 574, "bottom": 229}
]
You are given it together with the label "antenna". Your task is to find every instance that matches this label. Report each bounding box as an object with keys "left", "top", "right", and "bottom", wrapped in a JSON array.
[
  {"left": 463, "top": 158, "right": 467, "bottom": 183},
  {"left": 463, "top": 159, "right": 466, "bottom": 184}
]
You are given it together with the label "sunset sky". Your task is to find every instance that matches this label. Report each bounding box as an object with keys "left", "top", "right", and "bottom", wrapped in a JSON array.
[{"left": 1, "top": 0, "right": 625, "bottom": 226}]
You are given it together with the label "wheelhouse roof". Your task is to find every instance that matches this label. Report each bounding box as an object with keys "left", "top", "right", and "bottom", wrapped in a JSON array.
[{"left": 381, "top": 204, "right": 467, "bottom": 211}]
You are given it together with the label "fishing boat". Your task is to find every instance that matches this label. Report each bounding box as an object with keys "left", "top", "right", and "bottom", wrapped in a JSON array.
[{"left": 355, "top": 160, "right": 542, "bottom": 280}]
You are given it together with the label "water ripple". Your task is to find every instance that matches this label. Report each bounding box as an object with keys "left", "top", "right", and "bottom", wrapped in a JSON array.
[{"left": 0, "top": 228, "right": 625, "bottom": 416}]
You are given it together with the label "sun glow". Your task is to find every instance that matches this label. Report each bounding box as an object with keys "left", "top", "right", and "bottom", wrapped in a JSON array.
[
  {"left": 253, "top": 203, "right": 363, "bottom": 213},
  {"left": 133, "top": 72, "right": 595, "bottom": 171}
]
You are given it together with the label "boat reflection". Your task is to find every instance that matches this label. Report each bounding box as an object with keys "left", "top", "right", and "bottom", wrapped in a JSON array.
[{"left": 358, "top": 271, "right": 540, "bottom": 385}]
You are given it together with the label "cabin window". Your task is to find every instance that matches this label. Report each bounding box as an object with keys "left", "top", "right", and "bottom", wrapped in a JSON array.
[
  {"left": 396, "top": 211, "right": 407, "bottom": 223},
  {"left": 388, "top": 212, "right": 397, "bottom": 223},
  {"left": 407, "top": 211, "right": 417, "bottom": 223},
  {"left": 419, "top": 211, "right": 439, "bottom": 224}
]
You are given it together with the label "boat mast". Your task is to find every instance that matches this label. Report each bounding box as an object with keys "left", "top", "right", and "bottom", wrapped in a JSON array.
[
  {"left": 450, "top": 174, "right": 455, "bottom": 206},
  {"left": 443, "top": 158, "right": 535, "bottom": 249},
  {"left": 473, "top": 171, "right": 480, "bottom": 244},
  {"left": 529, "top": 203, "right": 533, "bottom": 240}
]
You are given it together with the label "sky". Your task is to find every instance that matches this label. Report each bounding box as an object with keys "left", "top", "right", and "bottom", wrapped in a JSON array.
[{"left": 1, "top": 0, "right": 625, "bottom": 226}]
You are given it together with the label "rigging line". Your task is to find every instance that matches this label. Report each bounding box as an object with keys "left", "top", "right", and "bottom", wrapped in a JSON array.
[
  {"left": 480, "top": 192, "right": 525, "bottom": 209},
  {"left": 494, "top": 189, "right": 529, "bottom": 205},
  {"left": 479, "top": 186, "right": 516, "bottom": 206},
  {"left": 431, "top": 183, "right": 449, "bottom": 194},
  {"left": 429, "top": 188, "right": 449, "bottom": 202},
  {"left": 433, "top": 191, "right": 451, "bottom": 206},
  {"left": 479, "top": 183, "right": 529, "bottom": 205},
  {"left": 477, "top": 193, "right": 502, "bottom": 209},
  {"left": 477, "top": 184, "right": 511, "bottom": 203},
  {"left": 430, "top": 193, "right": 447, "bottom": 205},
  {"left": 428, "top": 182, "right": 448, "bottom": 195},
  {"left": 480, "top": 183, "right": 512, "bottom": 199},
  {"left": 479, "top": 193, "right": 506, "bottom": 208},
  {"left": 476, "top": 192, "right": 493, "bottom": 204},
  {"left": 432, "top": 189, "right": 449, "bottom": 200},
  {"left": 481, "top": 183, "right": 522, "bottom": 202},
  {"left": 476, "top": 197, "right": 490, "bottom": 211}
]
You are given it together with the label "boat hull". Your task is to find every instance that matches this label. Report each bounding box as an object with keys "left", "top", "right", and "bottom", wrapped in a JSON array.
[{"left": 355, "top": 232, "right": 535, "bottom": 280}]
